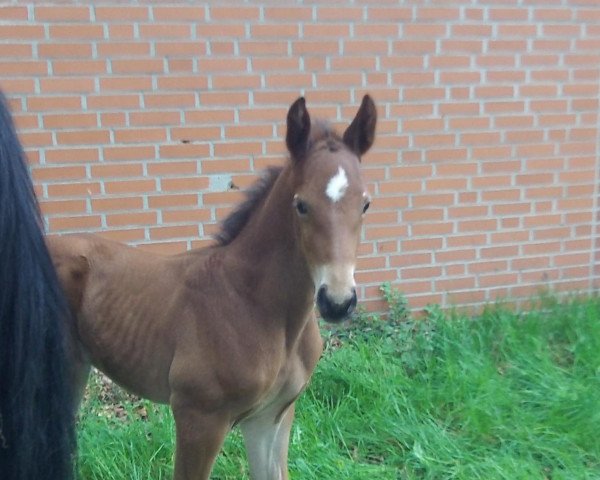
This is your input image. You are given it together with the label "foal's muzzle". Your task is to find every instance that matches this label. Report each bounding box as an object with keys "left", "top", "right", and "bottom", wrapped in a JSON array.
[{"left": 316, "top": 285, "right": 357, "bottom": 323}]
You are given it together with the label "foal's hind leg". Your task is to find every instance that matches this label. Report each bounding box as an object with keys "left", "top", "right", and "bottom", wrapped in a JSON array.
[
  {"left": 240, "top": 403, "right": 296, "bottom": 480},
  {"left": 69, "top": 355, "right": 91, "bottom": 412},
  {"left": 65, "top": 332, "right": 91, "bottom": 413}
]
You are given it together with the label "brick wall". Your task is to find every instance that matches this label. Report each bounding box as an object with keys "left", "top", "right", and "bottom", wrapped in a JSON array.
[{"left": 1, "top": 2, "right": 599, "bottom": 312}]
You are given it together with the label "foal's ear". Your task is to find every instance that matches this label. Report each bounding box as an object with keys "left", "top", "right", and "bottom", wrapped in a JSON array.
[
  {"left": 343, "top": 94, "right": 377, "bottom": 158},
  {"left": 286, "top": 97, "right": 311, "bottom": 161}
]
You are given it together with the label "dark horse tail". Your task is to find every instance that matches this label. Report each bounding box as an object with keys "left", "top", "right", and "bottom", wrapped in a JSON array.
[{"left": 0, "top": 91, "right": 75, "bottom": 479}]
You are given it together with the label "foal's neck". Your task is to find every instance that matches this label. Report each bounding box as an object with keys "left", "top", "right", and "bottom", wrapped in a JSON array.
[{"left": 227, "top": 167, "right": 315, "bottom": 325}]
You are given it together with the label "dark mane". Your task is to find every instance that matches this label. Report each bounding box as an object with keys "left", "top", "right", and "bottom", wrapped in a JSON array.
[{"left": 215, "top": 166, "right": 283, "bottom": 246}]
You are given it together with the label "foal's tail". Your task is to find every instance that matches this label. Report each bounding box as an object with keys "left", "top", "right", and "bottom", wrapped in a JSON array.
[{"left": 0, "top": 92, "right": 75, "bottom": 479}]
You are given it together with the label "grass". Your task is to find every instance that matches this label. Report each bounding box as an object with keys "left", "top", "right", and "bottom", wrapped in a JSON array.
[{"left": 77, "top": 288, "right": 600, "bottom": 479}]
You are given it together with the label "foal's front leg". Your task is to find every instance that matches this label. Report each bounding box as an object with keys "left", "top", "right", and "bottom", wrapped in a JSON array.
[
  {"left": 171, "top": 402, "right": 230, "bottom": 480},
  {"left": 240, "top": 403, "right": 296, "bottom": 480}
]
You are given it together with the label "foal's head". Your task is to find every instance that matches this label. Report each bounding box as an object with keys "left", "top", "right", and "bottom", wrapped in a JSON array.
[{"left": 286, "top": 95, "right": 376, "bottom": 323}]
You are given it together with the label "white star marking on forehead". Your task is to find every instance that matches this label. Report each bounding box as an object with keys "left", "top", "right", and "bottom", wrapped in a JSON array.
[{"left": 325, "top": 166, "right": 349, "bottom": 203}]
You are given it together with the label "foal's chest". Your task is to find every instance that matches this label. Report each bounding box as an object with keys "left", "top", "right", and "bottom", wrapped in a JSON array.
[
  {"left": 238, "top": 321, "right": 322, "bottom": 425},
  {"left": 237, "top": 356, "right": 310, "bottom": 427}
]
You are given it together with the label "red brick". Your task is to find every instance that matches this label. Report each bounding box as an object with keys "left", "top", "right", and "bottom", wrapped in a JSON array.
[
  {"left": 201, "top": 91, "right": 249, "bottom": 107},
  {"left": 100, "top": 112, "right": 126, "bottom": 128},
  {"left": 112, "top": 59, "right": 165, "bottom": 74},
  {"left": 45, "top": 148, "right": 99, "bottom": 164},
  {"left": 354, "top": 24, "right": 398, "bottom": 38},
  {"left": 479, "top": 273, "right": 519, "bottom": 288},
  {"left": 107, "top": 212, "right": 157, "bottom": 227},
  {"left": 155, "top": 42, "right": 206, "bottom": 57},
  {"left": 32, "top": 165, "right": 86, "bottom": 181},
  {"left": 157, "top": 75, "right": 209, "bottom": 91},
  {"left": 412, "top": 223, "right": 454, "bottom": 236},
  {"left": 0, "top": 60, "right": 47, "bottom": 76},
  {"left": 0, "top": 25, "right": 45, "bottom": 39},
  {"left": 252, "top": 24, "right": 299, "bottom": 38},
  {"left": 476, "top": 55, "right": 516, "bottom": 68},
  {"left": 440, "top": 71, "right": 481, "bottom": 84},
  {"left": 196, "top": 23, "right": 246, "bottom": 37},
  {"left": 129, "top": 111, "right": 181, "bottom": 127},
  {"left": 0, "top": 43, "right": 33, "bottom": 58},
  {"left": 148, "top": 194, "right": 198, "bottom": 209},
  {"left": 40, "top": 199, "right": 87, "bottom": 215},
  {"left": 153, "top": 6, "right": 205, "bottom": 21},
  {"left": 0, "top": 6, "right": 28, "bottom": 20},
  {"left": 264, "top": 7, "right": 312, "bottom": 21},
  {"left": 56, "top": 129, "right": 110, "bottom": 145},
  {"left": 43, "top": 113, "right": 97, "bottom": 129},
  {"left": 150, "top": 224, "right": 199, "bottom": 240},
  {"left": 239, "top": 41, "right": 289, "bottom": 57},
  {"left": 316, "top": 7, "right": 363, "bottom": 21},
  {"left": 209, "top": 39, "right": 235, "bottom": 55},
  {"left": 139, "top": 24, "right": 192, "bottom": 39},
  {"left": 35, "top": 6, "right": 90, "bottom": 21},
  {"left": 214, "top": 142, "right": 262, "bottom": 157},
  {"left": 104, "top": 146, "right": 155, "bottom": 162},
  {"left": 443, "top": 40, "right": 483, "bottom": 53},
  {"left": 95, "top": 6, "right": 148, "bottom": 20},
  {"left": 105, "top": 179, "right": 156, "bottom": 194},
  {"left": 38, "top": 42, "right": 92, "bottom": 58},
  {"left": 91, "top": 163, "right": 143, "bottom": 178},
  {"left": 210, "top": 6, "right": 259, "bottom": 20},
  {"left": 144, "top": 93, "right": 196, "bottom": 109},
  {"left": 50, "top": 215, "right": 102, "bottom": 231},
  {"left": 159, "top": 144, "right": 210, "bottom": 160},
  {"left": 49, "top": 24, "right": 104, "bottom": 39},
  {"left": 168, "top": 59, "right": 194, "bottom": 73},
  {"left": 161, "top": 177, "right": 210, "bottom": 193},
  {"left": 97, "top": 77, "right": 152, "bottom": 92},
  {"left": 47, "top": 182, "right": 101, "bottom": 197},
  {"left": 449, "top": 117, "right": 490, "bottom": 130},
  {"left": 404, "top": 88, "right": 446, "bottom": 102},
  {"left": 393, "top": 40, "right": 437, "bottom": 54},
  {"left": 162, "top": 208, "right": 211, "bottom": 224},
  {"left": 452, "top": 24, "right": 492, "bottom": 37},
  {"left": 39, "top": 77, "right": 96, "bottom": 94},
  {"left": 87, "top": 94, "right": 141, "bottom": 110},
  {"left": 367, "top": 7, "right": 411, "bottom": 21},
  {"left": 114, "top": 128, "right": 167, "bottom": 144},
  {"left": 490, "top": 8, "right": 529, "bottom": 20},
  {"left": 52, "top": 60, "right": 107, "bottom": 76},
  {"left": 107, "top": 25, "right": 134, "bottom": 39},
  {"left": 92, "top": 197, "right": 144, "bottom": 212}
]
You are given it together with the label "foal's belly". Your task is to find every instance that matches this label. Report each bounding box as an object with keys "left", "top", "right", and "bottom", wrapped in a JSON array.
[
  {"left": 78, "top": 303, "right": 174, "bottom": 403},
  {"left": 76, "top": 265, "right": 180, "bottom": 403}
]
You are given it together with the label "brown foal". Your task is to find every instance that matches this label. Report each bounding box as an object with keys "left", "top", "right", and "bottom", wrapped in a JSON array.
[{"left": 47, "top": 95, "right": 377, "bottom": 479}]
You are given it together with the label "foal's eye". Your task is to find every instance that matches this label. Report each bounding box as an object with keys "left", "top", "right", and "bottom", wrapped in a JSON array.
[
  {"left": 362, "top": 201, "right": 370, "bottom": 214},
  {"left": 294, "top": 198, "right": 309, "bottom": 216}
]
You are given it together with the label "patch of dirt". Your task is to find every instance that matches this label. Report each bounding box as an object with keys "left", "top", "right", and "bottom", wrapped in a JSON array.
[{"left": 82, "top": 368, "right": 149, "bottom": 422}]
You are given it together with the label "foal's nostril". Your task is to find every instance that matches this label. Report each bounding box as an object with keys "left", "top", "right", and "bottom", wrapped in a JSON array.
[
  {"left": 316, "top": 285, "right": 357, "bottom": 323},
  {"left": 348, "top": 287, "right": 357, "bottom": 314},
  {"left": 316, "top": 285, "right": 329, "bottom": 311}
]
